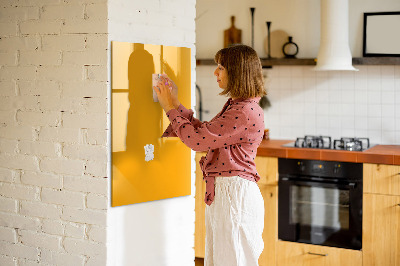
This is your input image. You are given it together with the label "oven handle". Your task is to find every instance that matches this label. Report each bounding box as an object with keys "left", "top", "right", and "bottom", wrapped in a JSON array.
[
  {"left": 307, "top": 252, "right": 328, "bottom": 257},
  {"left": 280, "top": 177, "right": 357, "bottom": 189}
]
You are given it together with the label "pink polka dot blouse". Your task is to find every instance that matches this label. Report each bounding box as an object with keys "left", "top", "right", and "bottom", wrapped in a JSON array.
[{"left": 161, "top": 97, "right": 265, "bottom": 206}]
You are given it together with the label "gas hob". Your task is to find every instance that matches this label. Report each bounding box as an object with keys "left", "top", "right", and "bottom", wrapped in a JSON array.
[{"left": 282, "top": 135, "right": 375, "bottom": 151}]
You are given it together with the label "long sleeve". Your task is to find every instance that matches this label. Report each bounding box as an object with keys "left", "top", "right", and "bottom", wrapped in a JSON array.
[
  {"left": 161, "top": 103, "right": 203, "bottom": 138},
  {"left": 165, "top": 106, "right": 249, "bottom": 152}
]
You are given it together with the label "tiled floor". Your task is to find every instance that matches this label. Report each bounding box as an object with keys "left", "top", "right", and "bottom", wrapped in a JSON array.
[{"left": 195, "top": 257, "right": 204, "bottom": 266}]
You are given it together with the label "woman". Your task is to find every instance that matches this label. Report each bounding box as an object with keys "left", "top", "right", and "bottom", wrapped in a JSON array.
[{"left": 153, "top": 44, "right": 267, "bottom": 266}]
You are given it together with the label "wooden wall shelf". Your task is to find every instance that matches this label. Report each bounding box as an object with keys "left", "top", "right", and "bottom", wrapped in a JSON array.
[
  {"left": 260, "top": 58, "right": 316, "bottom": 66},
  {"left": 352, "top": 57, "right": 400, "bottom": 65},
  {"left": 196, "top": 57, "right": 400, "bottom": 67}
]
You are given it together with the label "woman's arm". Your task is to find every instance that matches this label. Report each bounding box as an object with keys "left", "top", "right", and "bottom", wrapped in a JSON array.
[
  {"left": 164, "top": 107, "right": 249, "bottom": 152},
  {"left": 161, "top": 102, "right": 204, "bottom": 138}
]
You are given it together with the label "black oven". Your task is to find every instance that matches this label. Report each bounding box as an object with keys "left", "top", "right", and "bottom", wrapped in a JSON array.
[{"left": 278, "top": 158, "right": 363, "bottom": 250}]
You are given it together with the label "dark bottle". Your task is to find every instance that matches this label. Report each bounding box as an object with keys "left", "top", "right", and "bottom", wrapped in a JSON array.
[{"left": 282, "top": 36, "right": 299, "bottom": 58}]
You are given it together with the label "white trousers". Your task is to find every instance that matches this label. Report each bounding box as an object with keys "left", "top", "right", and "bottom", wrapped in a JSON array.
[{"left": 205, "top": 176, "right": 265, "bottom": 266}]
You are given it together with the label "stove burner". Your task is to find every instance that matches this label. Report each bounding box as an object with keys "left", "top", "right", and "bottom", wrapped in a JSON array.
[
  {"left": 333, "top": 137, "right": 370, "bottom": 151},
  {"left": 295, "top": 135, "right": 332, "bottom": 149},
  {"left": 286, "top": 136, "right": 372, "bottom": 151}
]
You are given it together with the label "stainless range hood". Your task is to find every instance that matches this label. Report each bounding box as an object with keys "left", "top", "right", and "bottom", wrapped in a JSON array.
[{"left": 314, "top": 0, "right": 358, "bottom": 71}]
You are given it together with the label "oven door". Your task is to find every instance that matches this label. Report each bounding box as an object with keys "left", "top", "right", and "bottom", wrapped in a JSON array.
[{"left": 278, "top": 176, "right": 362, "bottom": 250}]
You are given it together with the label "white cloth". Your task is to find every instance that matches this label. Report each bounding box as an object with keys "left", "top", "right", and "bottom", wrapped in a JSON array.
[{"left": 205, "top": 176, "right": 264, "bottom": 266}]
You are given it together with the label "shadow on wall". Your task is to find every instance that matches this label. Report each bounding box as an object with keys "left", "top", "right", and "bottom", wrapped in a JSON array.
[{"left": 126, "top": 43, "right": 159, "bottom": 154}]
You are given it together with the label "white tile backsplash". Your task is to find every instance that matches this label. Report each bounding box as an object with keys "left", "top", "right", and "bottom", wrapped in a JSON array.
[
  {"left": 367, "top": 104, "right": 382, "bottom": 118},
  {"left": 381, "top": 66, "right": 395, "bottom": 77},
  {"left": 367, "top": 91, "right": 381, "bottom": 105},
  {"left": 382, "top": 117, "right": 396, "bottom": 131},
  {"left": 382, "top": 78, "right": 395, "bottom": 91},
  {"left": 382, "top": 105, "right": 395, "bottom": 118},
  {"left": 382, "top": 90, "right": 395, "bottom": 104},
  {"left": 196, "top": 65, "right": 400, "bottom": 144},
  {"left": 341, "top": 89, "right": 355, "bottom": 104},
  {"left": 355, "top": 117, "right": 368, "bottom": 130},
  {"left": 367, "top": 77, "right": 382, "bottom": 91}
]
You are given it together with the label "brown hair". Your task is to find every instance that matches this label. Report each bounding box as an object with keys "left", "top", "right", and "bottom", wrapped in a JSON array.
[{"left": 214, "top": 44, "right": 267, "bottom": 99}]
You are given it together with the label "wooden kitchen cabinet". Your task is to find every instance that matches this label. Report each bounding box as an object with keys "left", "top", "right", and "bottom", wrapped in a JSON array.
[
  {"left": 195, "top": 152, "right": 207, "bottom": 258},
  {"left": 276, "top": 241, "right": 362, "bottom": 266},
  {"left": 363, "top": 163, "right": 400, "bottom": 266},
  {"left": 363, "top": 193, "right": 400, "bottom": 266},
  {"left": 258, "top": 184, "right": 278, "bottom": 266},
  {"left": 256, "top": 156, "right": 279, "bottom": 266},
  {"left": 255, "top": 156, "right": 278, "bottom": 186},
  {"left": 364, "top": 163, "right": 400, "bottom": 196}
]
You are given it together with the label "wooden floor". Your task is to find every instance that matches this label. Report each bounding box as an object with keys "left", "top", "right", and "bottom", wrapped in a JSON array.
[{"left": 195, "top": 257, "right": 204, "bottom": 266}]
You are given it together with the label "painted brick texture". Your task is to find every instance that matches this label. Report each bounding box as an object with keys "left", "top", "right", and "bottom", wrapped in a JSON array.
[
  {"left": 1, "top": 0, "right": 197, "bottom": 264},
  {"left": 0, "top": 0, "right": 108, "bottom": 265}
]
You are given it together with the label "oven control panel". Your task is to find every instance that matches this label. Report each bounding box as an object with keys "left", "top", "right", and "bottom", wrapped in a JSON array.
[{"left": 280, "top": 158, "right": 362, "bottom": 180}]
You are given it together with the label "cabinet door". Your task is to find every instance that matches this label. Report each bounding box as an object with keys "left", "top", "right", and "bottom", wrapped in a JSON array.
[
  {"left": 363, "top": 193, "right": 400, "bottom": 266},
  {"left": 259, "top": 185, "right": 278, "bottom": 266},
  {"left": 255, "top": 156, "right": 278, "bottom": 186},
  {"left": 364, "top": 164, "right": 400, "bottom": 196},
  {"left": 195, "top": 152, "right": 207, "bottom": 258},
  {"left": 277, "top": 241, "right": 362, "bottom": 266}
]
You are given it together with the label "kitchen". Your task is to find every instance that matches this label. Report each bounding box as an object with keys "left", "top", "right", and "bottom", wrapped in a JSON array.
[
  {"left": 195, "top": 0, "right": 400, "bottom": 265},
  {"left": 0, "top": 0, "right": 398, "bottom": 265}
]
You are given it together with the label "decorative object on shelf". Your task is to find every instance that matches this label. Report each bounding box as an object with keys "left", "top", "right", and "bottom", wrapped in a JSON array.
[
  {"left": 250, "top": 7, "right": 255, "bottom": 48},
  {"left": 224, "top": 16, "right": 242, "bottom": 48},
  {"left": 363, "top": 11, "right": 400, "bottom": 57},
  {"left": 282, "top": 36, "right": 299, "bottom": 58},
  {"left": 265, "top": 21, "right": 272, "bottom": 58}
]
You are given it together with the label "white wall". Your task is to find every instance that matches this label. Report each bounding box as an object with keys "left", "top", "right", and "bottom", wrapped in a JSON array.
[
  {"left": 107, "top": 1, "right": 197, "bottom": 266},
  {"left": 0, "top": 0, "right": 108, "bottom": 265},
  {"left": 196, "top": 0, "right": 400, "bottom": 145}
]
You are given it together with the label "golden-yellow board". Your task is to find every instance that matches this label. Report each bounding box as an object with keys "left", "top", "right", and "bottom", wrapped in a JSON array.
[{"left": 111, "top": 41, "right": 191, "bottom": 207}]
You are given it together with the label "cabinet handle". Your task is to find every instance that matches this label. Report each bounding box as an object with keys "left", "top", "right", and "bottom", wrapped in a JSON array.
[{"left": 307, "top": 252, "right": 328, "bottom": 256}]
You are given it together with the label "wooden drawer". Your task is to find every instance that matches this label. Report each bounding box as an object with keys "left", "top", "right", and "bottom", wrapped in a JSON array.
[
  {"left": 277, "top": 241, "right": 362, "bottom": 266},
  {"left": 364, "top": 164, "right": 400, "bottom": 196}
]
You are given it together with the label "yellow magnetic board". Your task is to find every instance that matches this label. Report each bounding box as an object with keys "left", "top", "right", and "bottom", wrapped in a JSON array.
[{"left": 111, "top": 41, "right": 191, "bottom": 207}]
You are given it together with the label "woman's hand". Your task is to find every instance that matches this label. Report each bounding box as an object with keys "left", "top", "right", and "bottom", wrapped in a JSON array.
[
  {"left": 167, "top": 77, "right": 180, "bottom": 107},
  {"left": 153, "top": 77, "right": 175, "bottom": 113}
]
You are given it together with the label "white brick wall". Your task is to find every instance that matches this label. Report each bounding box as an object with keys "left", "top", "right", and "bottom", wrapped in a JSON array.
[
  {"left": 0, "top": 0, "right": 108, "bottom": 265},
  {"left": 1, "top": 0, "right": 198, "bottom": 264}
]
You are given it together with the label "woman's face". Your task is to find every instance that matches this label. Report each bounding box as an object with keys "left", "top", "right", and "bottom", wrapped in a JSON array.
[{"left": 214, "top": 64, "right": 228, "bottom": 89}]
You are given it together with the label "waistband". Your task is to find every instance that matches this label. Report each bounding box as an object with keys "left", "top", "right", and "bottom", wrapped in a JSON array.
[{"left": 215, "top": 175, "right": 244, "bottom": 184}]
